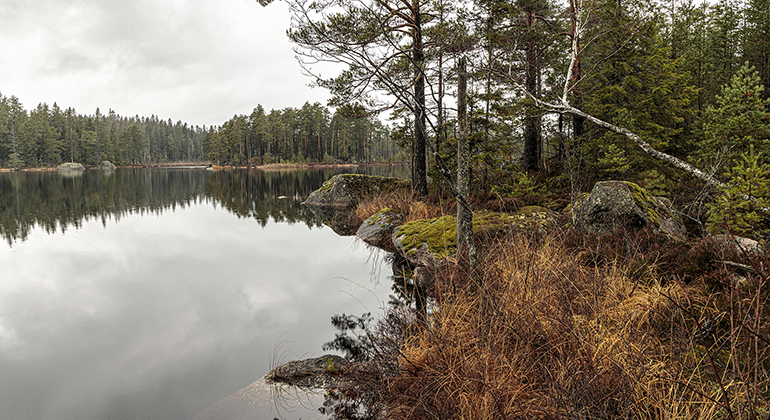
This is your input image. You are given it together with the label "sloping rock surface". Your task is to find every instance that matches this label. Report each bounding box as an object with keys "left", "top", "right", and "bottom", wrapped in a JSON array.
[
  {"left": 304, "top": 174, "right": 410, "bottom": 208},
  {"left": 393, "top": 209, "right": 552, "bottom": 267},
  {"left": 356, "top": 208, "right": 404, "bottom": 253},
  {"left": 265, "top": 354, "right": 352, "bottom": 389},
  {"left": 573, "top": 181, "right": 685, "bottom": 239}
]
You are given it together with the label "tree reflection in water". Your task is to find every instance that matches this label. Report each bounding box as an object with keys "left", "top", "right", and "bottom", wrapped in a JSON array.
[{"left": 0, "top": 166, "right": 406, "bottom": 246}]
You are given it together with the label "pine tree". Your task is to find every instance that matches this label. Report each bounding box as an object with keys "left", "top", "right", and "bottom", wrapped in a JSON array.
[
  {"left": 706, "top": 146, "right": 770, "bottom": 238},
  {"left": 699, "top": 62, "right": 770, "bottom": 169}
]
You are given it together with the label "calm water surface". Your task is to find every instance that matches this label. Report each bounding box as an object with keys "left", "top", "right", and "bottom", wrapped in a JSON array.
[{"left": 0, "top": 167, "right": 403, "bottom": 420}]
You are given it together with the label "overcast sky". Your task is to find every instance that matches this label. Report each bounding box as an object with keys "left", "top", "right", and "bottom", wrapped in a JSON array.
[{"left": 0, "top": 0, "right": 331, "bottom": 127}]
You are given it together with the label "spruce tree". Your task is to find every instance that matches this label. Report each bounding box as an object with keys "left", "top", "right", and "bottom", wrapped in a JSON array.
[
  {"left": 743, "top": 0, "right": 770, "bottom": 102},
  {"left": 578, "top": 0, "right": 696, "bottom": 183}
]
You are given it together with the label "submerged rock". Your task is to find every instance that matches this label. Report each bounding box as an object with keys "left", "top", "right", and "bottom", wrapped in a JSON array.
[
  {"left": 573, "top": 181, "right": 685, "bottom": 239},
  {"left": 304, "top": 174, "right": 410, "bottom": 208},
  {"left": 265, "top": 354, "right": 352, "bottom": 390},
  {"left": 98, "top": 160, "right": 116, "bottom": 170},
  {"left": 356, "top": 208, "right": 404, "bottom": 253},
  {"left": 56, "top": 162, "right": 85, "bottom": 171}
]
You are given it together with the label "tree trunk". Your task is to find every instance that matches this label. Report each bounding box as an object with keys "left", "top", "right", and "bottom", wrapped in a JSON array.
[
  {"left": 412, "top": 0, "right": 428, "bottom": 197},
  {"left": 569, "top": 0, "right": 585, "bottom": 138},
  {"left": 522, "top": 9, "right": 541, "bottom": 172},
  {"left": 456, "top": 56, "right": 476, "bottom": 269}
]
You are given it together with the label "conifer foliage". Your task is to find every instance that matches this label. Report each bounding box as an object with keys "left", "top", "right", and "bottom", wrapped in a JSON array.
[{"left": 700, "top": 62, "right": 770, "bottom": 168}]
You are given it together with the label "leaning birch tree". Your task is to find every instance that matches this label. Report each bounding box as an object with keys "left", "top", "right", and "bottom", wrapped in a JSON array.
[{"left": 495, "top": 0, "right": 726, "bottom": 188}]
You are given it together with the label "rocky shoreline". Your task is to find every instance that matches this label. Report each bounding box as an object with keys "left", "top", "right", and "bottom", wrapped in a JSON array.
[{"left": 268, "top": 173, "right": 766, "bottom": 411}]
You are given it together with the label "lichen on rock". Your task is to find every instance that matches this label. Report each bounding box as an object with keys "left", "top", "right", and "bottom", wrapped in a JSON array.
[
  {"left": 572, "top": 180, "right": 685, "bottom": 239},
  {"left": 98, "top": 161, "right": 116, "bottom": 170},
  {"left": 356, "top": 208, "right": 404, "bottom": 253},
  {"left": 56, "top": 162, "right": 85, "bottom": 171}
]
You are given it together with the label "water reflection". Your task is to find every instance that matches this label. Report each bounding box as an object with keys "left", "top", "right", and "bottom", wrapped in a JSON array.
[
  {"left": 0, "top": 166, "right": 405, "bottom": 420},
  {"left": 0, "top": 166, "right": 405, "bottom": 245}
]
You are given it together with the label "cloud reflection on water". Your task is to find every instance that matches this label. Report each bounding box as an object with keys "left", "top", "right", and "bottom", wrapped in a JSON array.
[{"left": 0, "top": 169, "right": 395, "bottom": 420}]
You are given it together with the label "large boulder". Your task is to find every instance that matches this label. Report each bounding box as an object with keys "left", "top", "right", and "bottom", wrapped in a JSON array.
[
  {"left": 56, "top": 162, "right": 85, "bottom": 171},
  {"left": 356, "top": 208, "right": 404, "bottom": 253},
  {"left": 709, "top": 234, "right": 764, "bottom": 256},
  {"left": 573, "top": 181, "right": 685, "bottom": 239},
  {"left": 304, "top": 174, "right": 410, "bottom": 208},
  {"left": 99, "top": 160, "right": 116, "bottom": 170}
]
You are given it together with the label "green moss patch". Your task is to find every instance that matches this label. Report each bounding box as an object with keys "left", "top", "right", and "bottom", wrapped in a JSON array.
[
  {"left": 366, "top": 207, "right": 396, "bottom": 226},
  {"left": 623, "top": 181, "right": 661, "bottom": 227},
  {"left": 396, "top": 210, "right": 550, "bottom": 258}
]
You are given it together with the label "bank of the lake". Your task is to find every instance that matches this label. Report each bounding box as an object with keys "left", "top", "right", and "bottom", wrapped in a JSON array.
[{"left": 273, "top": 174, "right": 770, "bottom": 420}]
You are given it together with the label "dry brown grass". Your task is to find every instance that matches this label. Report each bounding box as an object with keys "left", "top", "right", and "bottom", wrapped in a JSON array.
[
  {"left": 351, "top": 191, "right": 446, "bottom": 227},
  {"left": 325, "top": 192, "right": 769, "bottom": 420},
  {"left": 371, "top": 228, "right": 769, "bottom": 420}
]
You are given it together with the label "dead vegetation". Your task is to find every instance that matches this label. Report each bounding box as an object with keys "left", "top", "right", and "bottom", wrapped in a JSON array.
[
  {"left": 351, "top": 190, "right": 448, "bottom": 228},
  {"left": 329, "top": 196, "right": 770, "bottom": 419}
]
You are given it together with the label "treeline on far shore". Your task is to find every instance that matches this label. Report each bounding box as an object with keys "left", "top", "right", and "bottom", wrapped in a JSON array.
[{"left": 0, "top": 94, "right": 403, "bottom": 169}]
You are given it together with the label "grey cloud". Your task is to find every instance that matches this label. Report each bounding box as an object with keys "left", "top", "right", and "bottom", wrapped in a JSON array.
[{"left": 0, "top": 0, "right": 330, "bottom": 126}]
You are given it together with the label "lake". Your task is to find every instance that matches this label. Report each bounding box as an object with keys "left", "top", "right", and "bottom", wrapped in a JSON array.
[{"left": 0, "top": 166, "right": 404, "bottom": 420}]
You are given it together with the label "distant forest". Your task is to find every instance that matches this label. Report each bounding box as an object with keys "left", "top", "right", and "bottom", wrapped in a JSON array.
[
  {"left": 0, "top": 96, "right": 402, "bottom": 168},
  {"left": 206, "top": 102, "right": 400, "bottom": 166}
]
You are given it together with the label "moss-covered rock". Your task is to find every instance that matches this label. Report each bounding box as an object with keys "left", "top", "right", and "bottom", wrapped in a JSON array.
[
  {"left": 572, "top": 181, "right": 685, "bottom": 239},
  {"left": 303, "top": 174, "right": 410, "bottom": 208},
  {"left": 393, "top": 209, "right": 552, "bottom": 266},
  {"left": 356, "top": 208, "right": 404, "bottom": 253}
]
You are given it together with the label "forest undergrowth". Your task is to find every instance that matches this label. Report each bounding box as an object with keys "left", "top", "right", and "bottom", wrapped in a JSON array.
[{"left": 328, "top": 202, "right": 770, "bottom": 420}]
